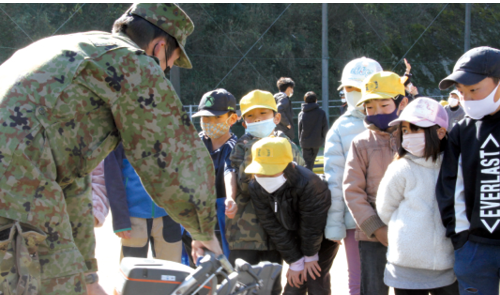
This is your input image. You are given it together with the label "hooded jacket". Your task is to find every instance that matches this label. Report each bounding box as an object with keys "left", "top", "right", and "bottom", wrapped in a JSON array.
[
  {"left": 377, "top": 154, "right": 454, "bottom": 270},
  {"left": 249, "top": 165, "right": 331, "bottom": 263},
  {"left": 436, "top": 111, "right": 500, "bottom": 250},
  {"left": 444, "top": 104, "right": 465, "bottom": 132},
  {"left": 298, "top": 102, "right": 328, "bottom": 149},
  {"left": 324, "top": 109, "right": 366, "bottom": 241},
  {"left": 343, "top": 120, "right": 401, "bottom": 242},
  {"left": 274, "top": 92, "right": 295, "bottom": 139}
]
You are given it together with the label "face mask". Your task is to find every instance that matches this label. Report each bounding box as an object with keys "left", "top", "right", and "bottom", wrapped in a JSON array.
[
  {"left": 402, "top": 133, "right": 426, "bottom": 157},
  {"left": 289, "top": 91, "right": 293, "bottom": 98},
  {"left": 255, "top": 174, "right": 287, "bottom": 194},
  {"left": 345, "top": 91, "right": 362, "bottom": 111},
  {"left": 201, "top": 120, "right": 231, "bottom": 139},
  {"left": 245, "top": 118, "right": 276, "bottom": 138},
  {"left": 461, "top": 83, "right": 500, "bottom": 120},
  {"left": 366, "top": 108, "right": 399, "bottom": 131},
  {"left": 448, "top": 97, "right": 459, "bottom": 107}
]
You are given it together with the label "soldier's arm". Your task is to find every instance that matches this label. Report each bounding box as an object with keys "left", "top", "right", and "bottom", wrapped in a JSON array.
[{"left": 97, "top": 53, "right": 217, "bottom": 241}]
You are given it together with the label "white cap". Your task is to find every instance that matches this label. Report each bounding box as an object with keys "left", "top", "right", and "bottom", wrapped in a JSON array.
[
  {"left": 389, "top": 97, "right": 449, "bottom": 130},
  {"left": 449, "top": 89, "right": 461, "bottom": 97},
  {"left": 337, "top": 57, "right": 383, "bottom": 90}
]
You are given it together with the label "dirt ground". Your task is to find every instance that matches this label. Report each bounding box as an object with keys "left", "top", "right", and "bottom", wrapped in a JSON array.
[{"left": 95, "top": 215, "right": 394, "bottom": 294}]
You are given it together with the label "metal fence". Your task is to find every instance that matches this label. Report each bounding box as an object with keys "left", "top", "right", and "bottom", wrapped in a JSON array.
[{"left": 185, "top": 95, "right": 449, "bottom": 121}]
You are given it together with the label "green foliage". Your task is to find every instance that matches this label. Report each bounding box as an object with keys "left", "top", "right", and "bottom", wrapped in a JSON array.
[{"left": 2, "top": 3, "right": 500, "bottom": 122}]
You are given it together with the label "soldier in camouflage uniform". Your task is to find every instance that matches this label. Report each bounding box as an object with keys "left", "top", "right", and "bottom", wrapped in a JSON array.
[{"left": 0, "top": 3, "right": 221, "bottom": 294}]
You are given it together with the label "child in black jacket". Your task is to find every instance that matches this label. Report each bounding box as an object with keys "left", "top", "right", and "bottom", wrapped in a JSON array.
[
  {"left": 245, "top": 137, "right": 337, "bottom": 295},
  {"left": 436, "top": 46, "right": 500, "bottom": 294}
]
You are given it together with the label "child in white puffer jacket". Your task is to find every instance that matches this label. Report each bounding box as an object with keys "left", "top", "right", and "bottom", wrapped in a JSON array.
[{"left": 376, "top": 97, "right": 458, "bottom": 295}]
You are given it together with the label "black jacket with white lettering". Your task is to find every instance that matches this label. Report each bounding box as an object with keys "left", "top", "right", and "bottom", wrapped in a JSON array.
[{"left": 436, "top": 110, "right": 500, "bottom": 250}]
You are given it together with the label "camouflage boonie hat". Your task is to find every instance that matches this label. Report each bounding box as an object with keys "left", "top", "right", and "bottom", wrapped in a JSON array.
[{"left": 126, "top": 3, "right": 194, "bottom": 69}]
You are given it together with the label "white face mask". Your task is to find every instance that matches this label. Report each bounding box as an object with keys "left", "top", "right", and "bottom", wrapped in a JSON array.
[
  {"left": 448, "top": 97, "right": 459, "bottom": 107},
  {"left": 345, "top": 90, "right": 362, "bottom": 111},
  {"left": 255, "top": 174, "right": 287, "bottom": 194},
  {"left": 461, "top": 83, "right": 500, "bottom": 120},
  {"left": 402, "top": 133, "right": 426, "bottom": 157}
]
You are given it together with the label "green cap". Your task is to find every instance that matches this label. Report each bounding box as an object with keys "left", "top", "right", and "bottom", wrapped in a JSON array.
[{"left": 126, "top": 3, "right": 194, "bottom": 69}]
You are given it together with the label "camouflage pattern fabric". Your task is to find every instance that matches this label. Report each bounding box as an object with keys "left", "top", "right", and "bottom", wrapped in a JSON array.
[
  {"left": 0, "top": 30, "right": 216, "bottom": 284},
  {"left": 225, "top": 131, "right": 305, "bottom": 251},
  {"left": 40, "top": 273, "right": 86, "bottom": 295},
  {"left": 0, "top": 219, "right": 47, "bottom": 294},
  {"left": 65, "top": 176, "right": 98, "bottom": 273},
  {"left": 126, "top": 3, "right": 194, "bottom": 69}
]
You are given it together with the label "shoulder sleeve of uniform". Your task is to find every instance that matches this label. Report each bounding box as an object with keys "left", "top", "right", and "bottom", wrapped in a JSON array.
[{"left": 92, "top": 51, "right": 217, "bottom": 241}]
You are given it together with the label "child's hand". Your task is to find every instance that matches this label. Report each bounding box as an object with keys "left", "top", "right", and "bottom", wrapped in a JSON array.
[
  {"left": 404, "top": 58, "right": 411, "bottom": 74},
  {"left": 116, "top": 230, "right": 131, "bottom": 239},
  {"left": 286, "top": 268, "right": 304, "bottom": 288},
  {"left": 303, "top": 261, "right": 321, "bottom": 281},
  {"left": 225, "top": 199, "right": 238, "bottom": 219},
  {"left": 374, "top": 226, "right": 388, "bottom": 246}
]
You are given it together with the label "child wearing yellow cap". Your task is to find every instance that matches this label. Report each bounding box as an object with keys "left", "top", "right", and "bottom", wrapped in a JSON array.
[
  {"left": 343, "top": 71, "right": 409, "bottom": 295},
  {"left": 245, "top": 137, "right": 335, "bottom": 294},
  {"left": 225, "top": 90, "right": 305, "bottom": 295}
]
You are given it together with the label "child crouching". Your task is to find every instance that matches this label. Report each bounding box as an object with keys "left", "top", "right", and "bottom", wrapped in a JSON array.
[{"left": 245, "top": 137, "right": 337, "bottom": 295}]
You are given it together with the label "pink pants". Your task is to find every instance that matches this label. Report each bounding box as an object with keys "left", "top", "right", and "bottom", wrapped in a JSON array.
[{"left": 345, "top": 229, "right": 361, "bottom": 295}]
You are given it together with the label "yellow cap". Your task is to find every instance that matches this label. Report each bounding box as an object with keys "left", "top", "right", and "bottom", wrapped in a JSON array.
[
  {"left": 245, "top": 137, "right": 293, "bottom": 175},
  {"left": 439, "top": 100, "right": 449, "bottom": 107},
  {"left": 240, "top": 90, "right": 278, "bottom": 117},
  {"left": 357, "top": 71, "right": 406, "bottom": 106}
]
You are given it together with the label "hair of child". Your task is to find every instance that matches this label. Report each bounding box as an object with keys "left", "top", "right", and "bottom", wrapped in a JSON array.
[{"left": 396, "top": 123, "right": 447, "bottom": 162}]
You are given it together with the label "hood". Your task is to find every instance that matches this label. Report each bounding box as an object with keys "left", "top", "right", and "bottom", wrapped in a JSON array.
[
  {"left": 274, "top": 92, "right": 288, "bottom": 103},
  {"left": 404, "top": 152, "right": 443, "bottom": 169},
  {"left": 301, "top": 103, "right": 319, "bottom": 112},
  {"left": 343, "top": 108, "right": 365, "bottom": 120}
]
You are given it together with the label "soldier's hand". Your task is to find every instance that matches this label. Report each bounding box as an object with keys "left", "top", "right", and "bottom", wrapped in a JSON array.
[
  {"left": 225, "top": 199, "right": 238, "bottom": 219},
  {"left": 115, "top": 230, "right": 132, "bottom": 239},
  {"left": 287, "top": 125, "right": 291, "bottom": 129},
  {"left": 191, "top": 233, "right": 223, "bottom": 261}
]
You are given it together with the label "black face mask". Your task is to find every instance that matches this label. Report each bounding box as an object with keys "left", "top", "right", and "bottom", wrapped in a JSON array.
[{"left": 164, "top": 66, "right": 171, "bottom": 76}]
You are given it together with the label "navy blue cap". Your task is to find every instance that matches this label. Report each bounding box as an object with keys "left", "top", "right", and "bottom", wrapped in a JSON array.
[
  {"left": 439, "top": 46, "right": 500, "bottom": 90},
  {"left": 192, "top": 88, "right": 237, "bottom": 117}
]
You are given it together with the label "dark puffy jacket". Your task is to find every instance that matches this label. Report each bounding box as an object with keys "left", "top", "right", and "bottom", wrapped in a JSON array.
[
  {"left": 249, "top": 165, "right": 331, "bottom": 263},
  {"left": 298, "top": 102, "right": 328, "bottom": 149},
  {"left": 274, "top": 92, "right": 295, "bottom": 139}
]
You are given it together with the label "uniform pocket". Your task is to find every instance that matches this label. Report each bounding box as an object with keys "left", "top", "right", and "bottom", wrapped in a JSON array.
[{"left": 0, "top": 221, "right": 47, "bottom": 295}]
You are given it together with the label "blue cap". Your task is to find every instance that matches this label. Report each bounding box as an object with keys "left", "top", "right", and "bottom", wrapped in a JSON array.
[{"left": 439, "top": 46, "right": 500, "bottom": 90}]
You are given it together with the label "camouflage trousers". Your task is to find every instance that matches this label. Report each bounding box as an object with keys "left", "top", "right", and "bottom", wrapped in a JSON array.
[{"left": 0, "top": 176, "right": 95, "bottom": 294}]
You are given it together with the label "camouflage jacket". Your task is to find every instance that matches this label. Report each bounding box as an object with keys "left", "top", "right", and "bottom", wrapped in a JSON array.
[
  {"left": 0, "top": 32, "right": 216, "bottom": 278},
  {"left": 225, "top": 131, "right": 305, "bottom": 250}
]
